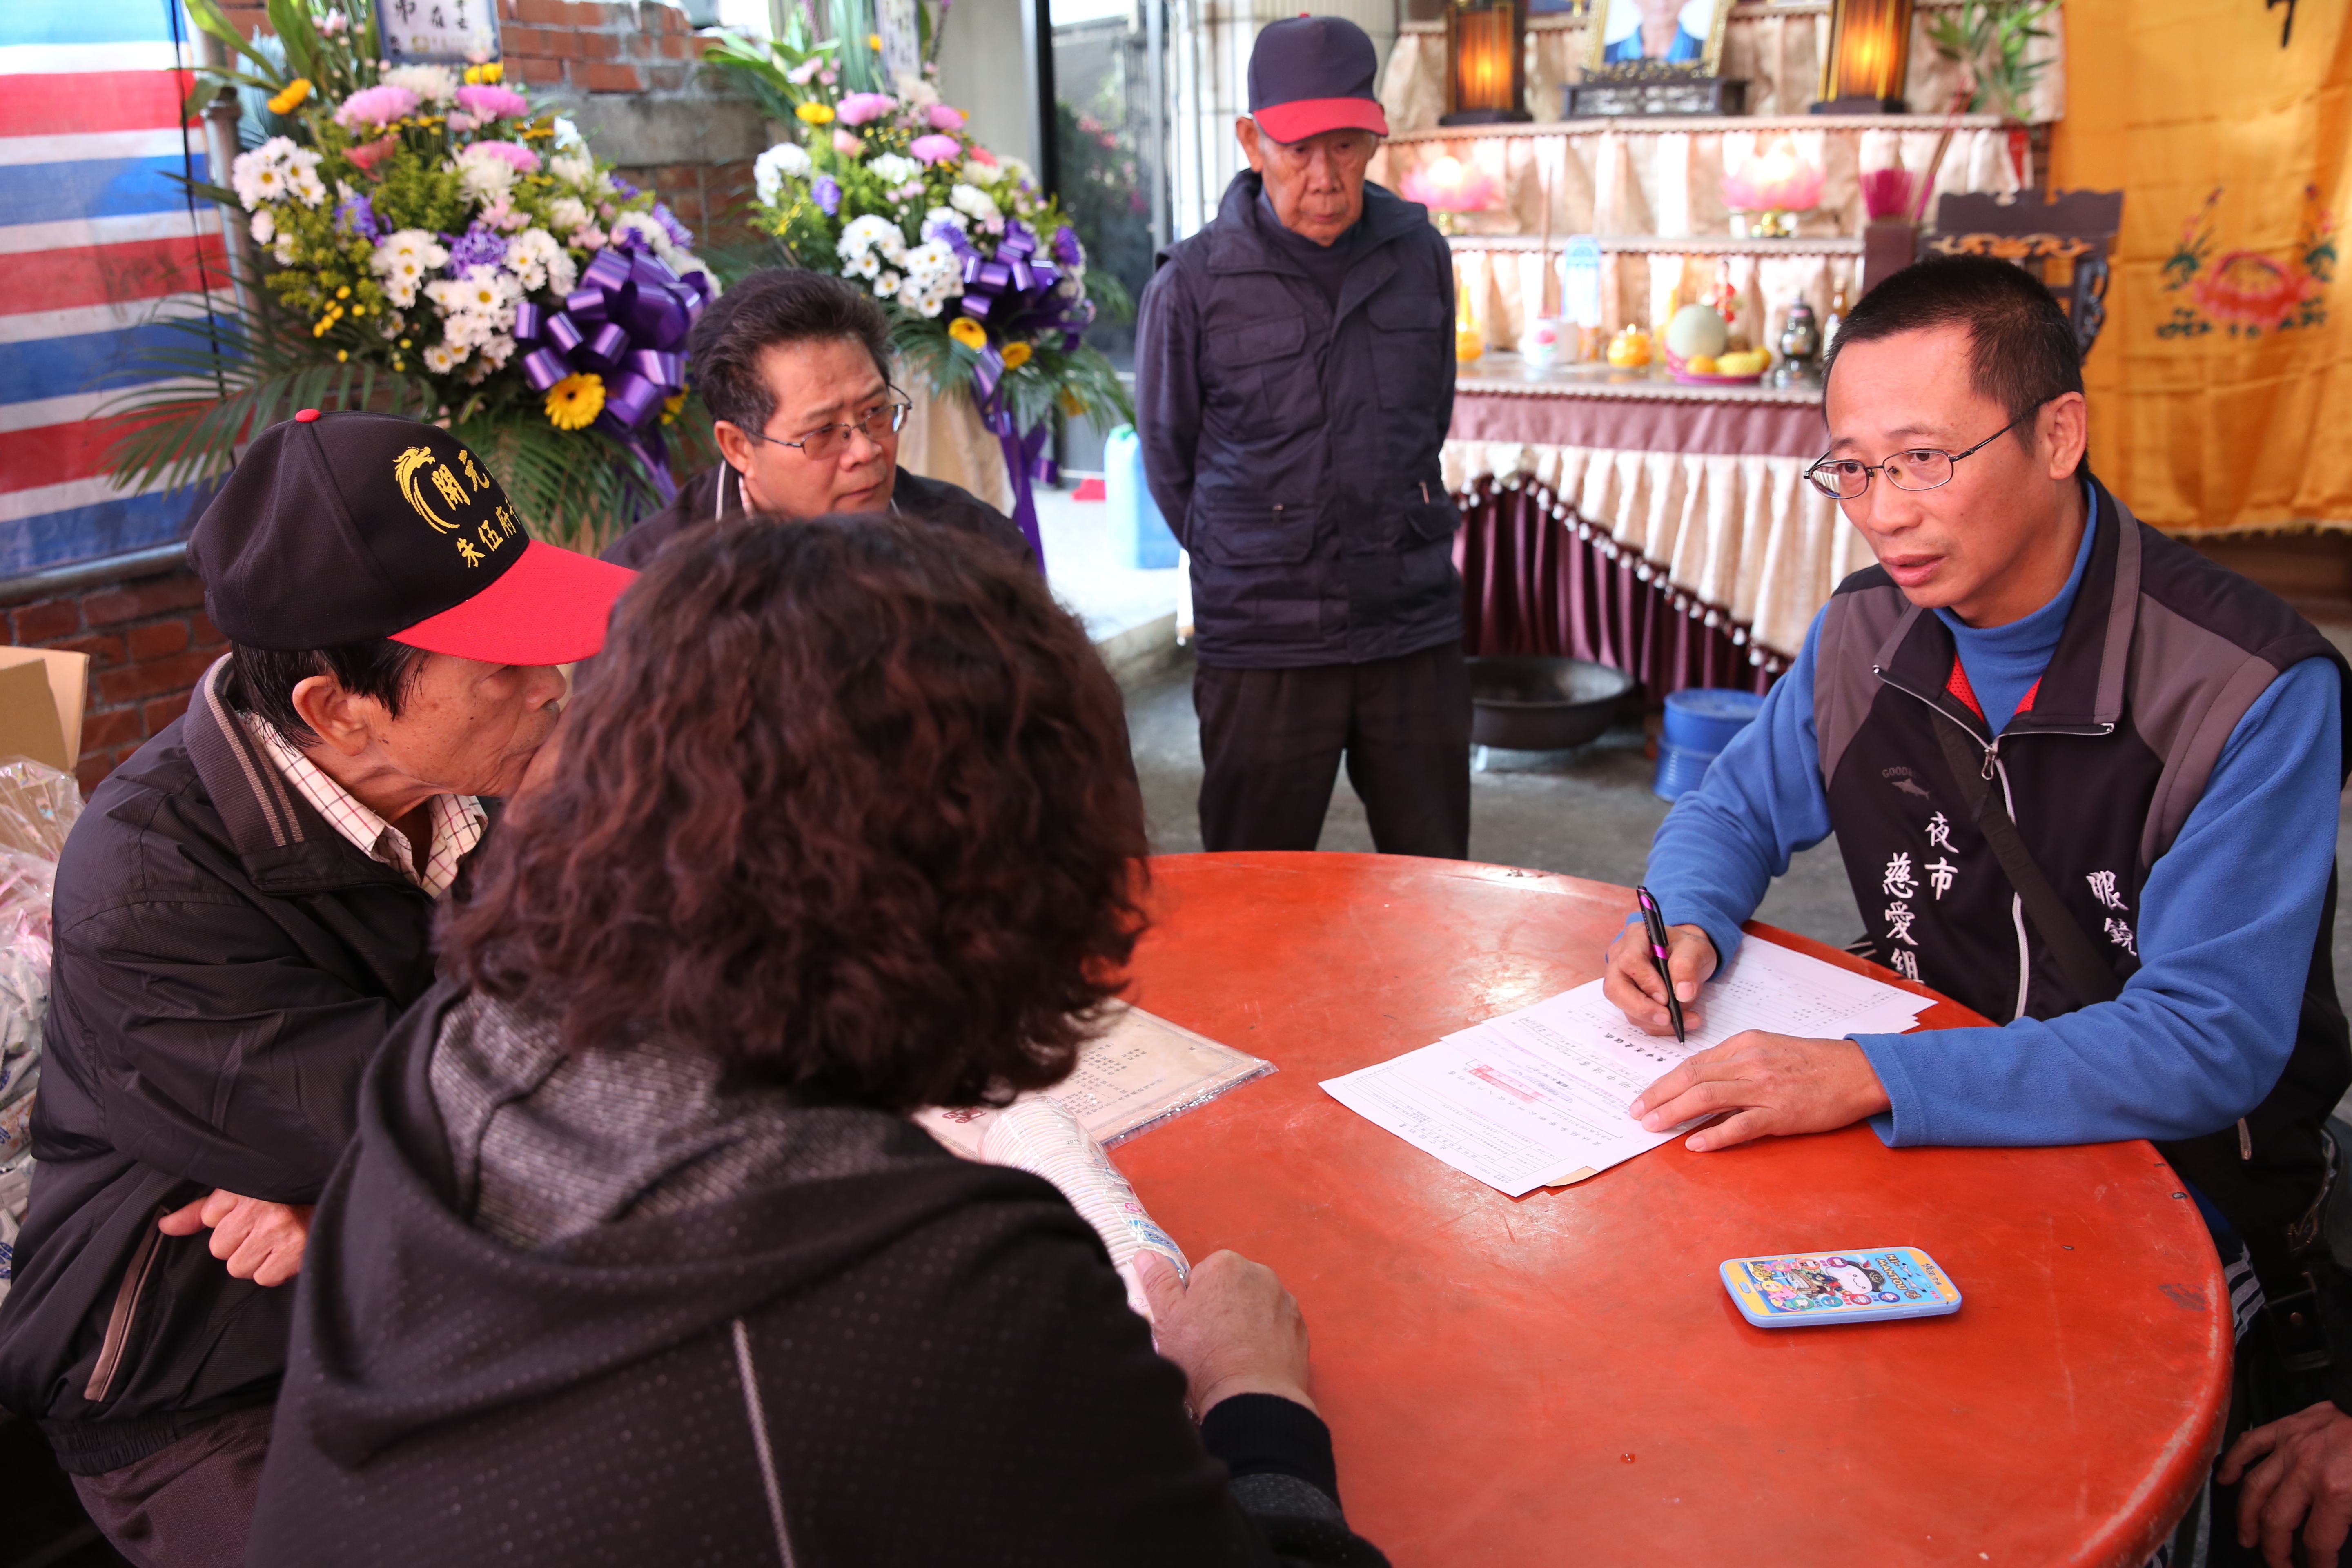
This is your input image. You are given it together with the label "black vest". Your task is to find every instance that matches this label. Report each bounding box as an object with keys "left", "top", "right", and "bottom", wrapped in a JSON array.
[{"left": 1813, "top": 480, "right": 2352, "bottom": 1290}]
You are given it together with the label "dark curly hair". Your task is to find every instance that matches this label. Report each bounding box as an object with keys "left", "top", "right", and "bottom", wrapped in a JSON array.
[{"left": 441, "top": 515, "right": 1148, "bottom": 1111}]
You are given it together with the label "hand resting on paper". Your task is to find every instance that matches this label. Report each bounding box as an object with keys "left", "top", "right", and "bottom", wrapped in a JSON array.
[
  {"left": 157, "top": 1189, "right": 314, "bottom": 1287},
  {"left": 1627, "top": 1031, "right": 1892, "bottom": 1152},
  {"left": 1602, "top": 918, "right": 1718, "bottom": 1036},
  {"left": 1137, "top": 1250, "right": 1318, "bottom": 1417}
]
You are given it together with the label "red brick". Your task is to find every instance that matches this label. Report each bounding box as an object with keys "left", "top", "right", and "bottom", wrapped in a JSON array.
[
  {"left": 80, "top": 708, "right": 145, "bottom": 753},
  {"left": 141, "top": 693, "right": 193, "bottom": 733},
  {"left": 83, "top": 575, "right": 206, "bottom": 627},
  {"left": 506, "top": 56, "right": 564, "bottom": 85},
  {"left": 502, "top": 29, "right": 554, "bottom": 57},
  {"left": 76, "top": 755, "right": 111, "bottom": 795},
  {"left": 126, "top": 620, "right": 191, "bottom": 661},
  {"left": 658, "top": 33, "right": 688, "bottom": 58},
  {"left": 192, "top": 611, "right": 223, "bottom": 648},
  {"left": 579, "top": 29, "right": 621, "bottom": 58},
  {"left": 511, "top": 0, "right": 571, "bottom": 22},
  {"left": 580, "top": 62, "right": 642, "bottom": 92},
  {"left": 95, "top": 648, "right": 218, "bottom": 706},
  {"left": 9, "top": 599, "right": 82, "bottom": 643},
  {"left": 50, "top": 633, "right": 126, "bottom": 668}
]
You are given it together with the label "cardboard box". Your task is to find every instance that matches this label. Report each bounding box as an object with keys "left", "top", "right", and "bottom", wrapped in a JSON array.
[{"left": 0, "top": 648, "right": 88, "bottom": 775}]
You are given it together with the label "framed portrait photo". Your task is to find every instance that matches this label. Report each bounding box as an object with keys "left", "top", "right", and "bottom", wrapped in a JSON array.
[
  {"left": 1582, "top": 0, "right": 1733, "bottom": 77},
  {"left": 378, "top": 0, "right": 502, "bottom": 65}
]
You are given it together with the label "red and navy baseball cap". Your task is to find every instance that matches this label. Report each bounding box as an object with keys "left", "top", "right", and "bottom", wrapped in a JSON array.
[
  {"left": 1247, "top": 15, "right": 1390, "bottom": 144},
  {"left": 187, "top": 410, "right": 633, "bottom": 665}
]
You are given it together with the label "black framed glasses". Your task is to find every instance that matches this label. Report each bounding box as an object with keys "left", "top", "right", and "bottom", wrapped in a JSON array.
[
  {"left": 1804, "top": 410, "right": 2031, "bottom": 501},
  {"left": 750, "top": 389, "right": 913, "bottom": 462}
]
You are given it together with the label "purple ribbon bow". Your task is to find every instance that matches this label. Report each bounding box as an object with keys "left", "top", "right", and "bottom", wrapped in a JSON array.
[
  {"left": 938, "top": 220, "right": 1096, "bottom": 572},
  {"left": 513, "top": 233, "right": 714, "bottom": 501}
]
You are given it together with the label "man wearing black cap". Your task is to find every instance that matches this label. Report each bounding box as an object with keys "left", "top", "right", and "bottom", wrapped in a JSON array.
[
  {"left": 0, "top": 411, "right": 631, "bottom": 1568},
  {"left": 1136, "top": 14, "right": 1468, "bottom": 857}
]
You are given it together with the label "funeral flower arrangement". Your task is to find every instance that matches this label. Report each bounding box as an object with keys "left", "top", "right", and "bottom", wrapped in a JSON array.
[
  {"left": 106, "top": 0, "right": 719, "bottom": 551},
  {"left": 709, "top": 20, "right": 1129, "bottom": 549}
]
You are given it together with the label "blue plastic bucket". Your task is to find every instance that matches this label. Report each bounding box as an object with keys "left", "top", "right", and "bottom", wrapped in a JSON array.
[
  {"left": 1662, "top": 687, "right": 1765, "bottom": 756},
  {"left": 1653, "top": 740, "right": 1722, "bottom": 802},
  {"left": 1104, "top": 425, "right": 1180, "bottom": 570}
]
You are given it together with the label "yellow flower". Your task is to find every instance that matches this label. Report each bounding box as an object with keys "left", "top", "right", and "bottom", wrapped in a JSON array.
[
  {"left": 662, "top": 390, "right": 686, "bottom": 425},
  {"left": 267, "top": 78, "right": 312, "bottom": 114},
  {"left": 947, "top": 316, "right": 986, "bottom": 351},
  {"left": 1000, "top": 340, "right": 1033, "bottom": 370},
  {"left": 795, "top": 101, "right": 834, "bottom": 125},
  {"left": 867, "top": 33, "right": 882, "bottom": 49},
  {"left": 465, "top": 61, "right": 504, "bottom": 84},
  {"left": 544, "top": 372, "right": 606, "bottom": 431}
]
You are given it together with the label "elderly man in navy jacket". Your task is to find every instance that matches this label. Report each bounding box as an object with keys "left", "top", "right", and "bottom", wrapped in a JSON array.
[{"left": 1136, "top": 16, "right": 1468, "bottom": 858}]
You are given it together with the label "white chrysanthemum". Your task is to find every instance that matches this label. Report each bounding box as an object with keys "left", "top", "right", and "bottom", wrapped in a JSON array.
[
  {"left": 922, "top": 205, "right": 967, "bottom": 236},
  {"left": 382, "top": 64, "right": 458, "bottom": 103},
  {"left": 379, "top": 312, "right": 404, "bottom": 340},
  {"left": 547, "top": 195, "right": 590, "bottom": 232},
  {"left": 868, "top": 153, "right": 920, "bottom": 186},
  {"left": 426, "top": 264, "right": 523, "bottom": 334},
  {"left": 553, "top": 117, "right": 585, "bottom": 150},
  {"left": 272, "top": 233, "right": 298, "bottom": 265},
  {"left": 753, "top": 141, "right": 813, "bottom": 204},
  {"left": 421, "top": 342, "right": 466, "bottom": 374},
  {"left": 670, "top": 252, "right": 713, "bottom": 292},
  {"left": 835, "top": 214, "right": 905, "bottom": 268},
  {"left": 992, "top": 155, "right": 1036, "bottom": 190},
  {"left": 550, "top": 152, "right": 596, "bottom": 189},
  {"left": 370, "top": 229, "right": 451, "bottom": 308},
  {"left": 948, "top": 183, "right": 998, "bottom": 222},
  {"left": 873, "top": 270, "right": 901, "bottom": 298},
  {"left": 454, "top": 147, "right": 516, "bottom": 201},
  {"left": 503, "top": 227, "right": 575, "bottom": 294},
  {"left": 231, "top": 151, "right": 286, "bottom": 208},
  {"left": 288, "top": 164, "right": 327, "bottom": 209},
  {"left": 250, "top": 210, "right": 275, "bottom": 243},
  {"left": 477, "top": 333, "right": 517, "bottom": 369},
  {"left": 895, "top": 75, "right": 940, "bottom": 108}
]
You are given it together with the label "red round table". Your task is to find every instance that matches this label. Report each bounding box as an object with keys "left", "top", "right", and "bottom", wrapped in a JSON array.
[{"left": 1113, "top": 853, "right": 2230, "bottom": 1568}]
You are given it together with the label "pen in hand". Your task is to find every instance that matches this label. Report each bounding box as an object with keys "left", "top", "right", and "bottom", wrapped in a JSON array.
[{"left": 1634, "top": 884, "right": 1686, "bottom": 1044}]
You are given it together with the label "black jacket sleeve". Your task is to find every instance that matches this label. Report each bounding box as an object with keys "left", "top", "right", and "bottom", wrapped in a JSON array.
[
  {"left": 1134, "top": 258, "right": 1202, "bottom": 547},
  {"left": 855, "top": 1207, "right": 1387, "bottom": 1568},
  {"left": 46, "top": 895, "right": 394, "bottom": 1204}
]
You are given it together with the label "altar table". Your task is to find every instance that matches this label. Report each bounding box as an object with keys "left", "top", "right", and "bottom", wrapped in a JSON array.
[{"left": 1115, "top": 852, "right": 2229, "bottom": 1567}]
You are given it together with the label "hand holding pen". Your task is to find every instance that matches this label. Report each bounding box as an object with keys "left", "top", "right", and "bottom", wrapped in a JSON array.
[{"left": 1601, "top": 887, "right": 1718, "bottom": 1040}]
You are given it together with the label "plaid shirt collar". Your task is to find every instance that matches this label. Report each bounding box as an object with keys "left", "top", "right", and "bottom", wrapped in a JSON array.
[{"left": 238, "top": 712, "right": 487, "bottom": 897}]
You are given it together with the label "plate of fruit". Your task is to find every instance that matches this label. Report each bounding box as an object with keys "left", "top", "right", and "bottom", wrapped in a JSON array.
[
  {"left": 1668, "top": 349, "right": 1772, "bottom": 385},
  {"left": 1659, "top": 303, "right": 1769, "bottom": 384}
]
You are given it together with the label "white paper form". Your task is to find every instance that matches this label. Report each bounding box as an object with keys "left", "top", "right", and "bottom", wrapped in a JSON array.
[{"left": 1321, "top": 938, "right": 1928, "bottom": 1197}]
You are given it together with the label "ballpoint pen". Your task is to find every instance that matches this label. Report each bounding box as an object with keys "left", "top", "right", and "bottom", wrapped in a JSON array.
[{"left": 1634, "top": 884, "right": 1686, "bottom": 1044}]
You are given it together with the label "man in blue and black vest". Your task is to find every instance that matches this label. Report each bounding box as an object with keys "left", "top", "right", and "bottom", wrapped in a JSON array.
[
  {"left": 1598, "top": 255, "right": 2352, "bottom": 1551},
  {"left": 1136, "top": 16, "right": 1469, "bottom": 857}
]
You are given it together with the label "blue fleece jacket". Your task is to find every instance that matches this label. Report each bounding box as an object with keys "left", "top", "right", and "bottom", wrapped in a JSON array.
[{"left": 1644, "top": 502, "right": 2343, "bottom": 1148}]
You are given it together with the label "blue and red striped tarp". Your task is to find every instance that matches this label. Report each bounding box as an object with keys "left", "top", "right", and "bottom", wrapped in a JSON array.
[{"left": 0, "top": 1, "right": 227, "bottom": 579}]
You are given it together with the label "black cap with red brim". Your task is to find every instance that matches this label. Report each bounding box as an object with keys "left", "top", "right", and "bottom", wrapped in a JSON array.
[
  {"left": 1248, "top": 15, "right": 1390, "bottom": 144},
  {"left": 187, "top": 410, "right": 634, "bottom": 666}
]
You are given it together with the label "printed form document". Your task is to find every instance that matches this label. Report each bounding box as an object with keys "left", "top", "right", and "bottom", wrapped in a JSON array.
[{"left": 1321, "top": 940, "right": 1930, "bottom": 1196}]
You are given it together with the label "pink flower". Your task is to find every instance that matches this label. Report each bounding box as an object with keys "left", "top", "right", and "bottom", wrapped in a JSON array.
[
  {"left": 445, "top": 112, "right": 479, "bottom": 133},
  {"left": 332, "top": 84, "right": 419, "bottom": 131},
  {"left": 570, "top": 225, "right": 606, "bottom": 250},
  {"left": 345, "top": 134, "right": 400, "bottom": 174},
  {"left": 967, "top": 143, "right": 996, "bottom": 165},
  {"left": 836, "top": 91, "right": 894, "bottom": 125},
  {"left": 910, "top": 133, "right": 961, "bottom": 165},
  {"left": 466, "top": 139, "right": 541, "bottom": 173},
  {"left": 927, "top": 104, "right": 966, "bottom": 131},
  {"left": 833, "top": 128, "right": 864, "bottom": 155},
  {"left": 456, "top": 84, "right": 531, "bottom": 121}
]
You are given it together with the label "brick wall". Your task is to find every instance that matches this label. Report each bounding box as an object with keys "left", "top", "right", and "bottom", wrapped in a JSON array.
[
  {"left": 211, "top": 0, "right": 767, "bottom": 250},
  {"left": 0, "top": 564, "right": 222, "bottom": 795}
]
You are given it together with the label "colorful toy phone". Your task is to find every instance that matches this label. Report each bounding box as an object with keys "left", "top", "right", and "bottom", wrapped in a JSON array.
[{"left": 1720, "top": 1246, "right": 1961, "bottom": 1327}]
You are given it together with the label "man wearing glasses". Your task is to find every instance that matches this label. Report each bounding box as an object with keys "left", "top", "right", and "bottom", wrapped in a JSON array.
[
  {"left": 604, "top": 269, "right": 1027, "bottom": 571},
  {"left": 1136, "top": 16, "right": 1469, "bottom": 858},
  {"left": 1601, "top": 256, "right": 2350, "bottom": 1474}
]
